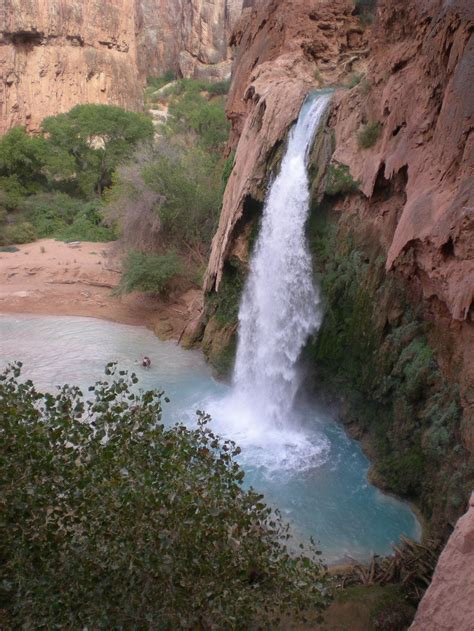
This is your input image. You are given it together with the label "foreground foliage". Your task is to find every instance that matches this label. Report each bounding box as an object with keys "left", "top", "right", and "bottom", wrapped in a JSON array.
[{"left": 0, "top": 363, "right": 330, "bottom": 629}]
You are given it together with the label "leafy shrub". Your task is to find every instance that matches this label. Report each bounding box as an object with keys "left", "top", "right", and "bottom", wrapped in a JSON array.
[
  {"left": 325, "top": 164, "right": 359, "bottom": 196},
  {"left": 358, "top": 122, "right": 382, "bottom": 149},
  {"left": 105, "top": 148, "right": 163, "bottom": 252},
  {"left": 206, "top": 79, "right": 231, "bottom": 96},
  {"left": 5, "top": 221, "right": 37, "bottom": 244},
  {"left": 57, "top": 203, "right": 115, "bottom": 242},
  {"left": 147, "top": 70, "right": 176, "bottom": 91},
  {"left": 0, "top": 363, "right": 330, "bottom": 628},
  {"left": 107, "top": 79, "right": 229, "bottom": 267},
  {"left": 118, "top": 249, "right": 183, "bottom": 295},
  {"left": 18, "top": 193, "right": 114, "bottom": 242},
  {"left": 143, "top": 142, "right": 222, "bottom": 247},
  {"left": 0, "top": 127, "right": 48, "bottom": 192},
  {"left": 0, "top": 175, "right": 28, "bottom": 210},
  {"left": 164, "top": 83, "right": 230, "bottom": 151},
  {"left": 20, "top": 192, "right": 83, "bottom": 237},
  {"left": 381, "top": 446, "right": 426, "bottom": 497}
]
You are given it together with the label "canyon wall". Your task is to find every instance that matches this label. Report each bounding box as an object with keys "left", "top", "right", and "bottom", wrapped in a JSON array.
[
  {"left": 332, "top": 0, "right": 474, "bottom": 449},
  {"left": 0, "top": 0, "right": 243, "bottom": 134},
  {"left": 136, "top": 0, "right": 243, "bottom": 81},
  {"left": 410, "top": 493, "right": 474, "bottom": 631},
  {"left": 203, "top": 0, "right": 473, "bottom": 534},
  {"left": 0, "top": 0, "right": 143, "bottom": 133}
]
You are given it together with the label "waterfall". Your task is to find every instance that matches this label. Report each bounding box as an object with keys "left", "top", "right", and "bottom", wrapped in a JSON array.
[
  {"left": 233, "top": 92, "right": 331, "bottom": 425},
  {"left": 208, "top": 92, "right": 332, "bottom": 473}
]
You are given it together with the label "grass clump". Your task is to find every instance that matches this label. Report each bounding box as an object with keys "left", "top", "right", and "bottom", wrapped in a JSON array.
[
  {"left": 325, "top": 164, "right": 359, "bottom": 196},
  {"left": 346, "top": 73, "right": 363, "bottom": 88},
  {"left": 117, "top": 250, "right": 182, "bottom": 296},
  {"left": 358, "top": 122, "right": 382, "bottom": 149},
  {"left": 4, "top": 221, "right": 37, "bottom": 244},
  {"left": 1, "top": 362, "right": 330, "bottom": 629}
]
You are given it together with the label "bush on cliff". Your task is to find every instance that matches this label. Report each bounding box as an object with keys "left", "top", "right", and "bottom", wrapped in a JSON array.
[
  {"left": 0, "top": 363, "right": 330, "bottom": 629},
  {"left": 358, "top": 122, "right": 382, "bottom": 149}
]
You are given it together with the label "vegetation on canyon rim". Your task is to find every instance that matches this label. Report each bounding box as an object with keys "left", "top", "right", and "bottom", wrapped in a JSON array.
[{"left": 0, "top": 363, "right": 330, "bottom": 629}]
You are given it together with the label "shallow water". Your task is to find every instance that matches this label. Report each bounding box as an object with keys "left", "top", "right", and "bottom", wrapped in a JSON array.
[{"left": 0, "top": 314, "right": 421, "bottom": 562}]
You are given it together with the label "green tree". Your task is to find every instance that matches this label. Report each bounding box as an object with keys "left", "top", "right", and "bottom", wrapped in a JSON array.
[
  {"left": 143, "top": 141, "right": 221, "bottom": 247},
  {"left": 0, "top": 363, "right": 330, "bottom": 629},
  {"left": 0, "top": 127, "right": 48, "bottom": 200},
  {"left": 42, "top": 104, "right": 154, "bottom": 196}
]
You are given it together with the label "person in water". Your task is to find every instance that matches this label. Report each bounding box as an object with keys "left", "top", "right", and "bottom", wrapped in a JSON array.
[{"left": 142, "top": 356, "right": 151, "bottom": 369}]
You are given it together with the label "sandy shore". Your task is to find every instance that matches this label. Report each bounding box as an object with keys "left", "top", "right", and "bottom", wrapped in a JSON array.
[{"left": 0, "top": 239, "right": 203, "bottom": 341}]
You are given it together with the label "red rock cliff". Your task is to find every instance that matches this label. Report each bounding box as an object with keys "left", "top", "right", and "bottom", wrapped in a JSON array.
[
  {"left": 0, "top": 0, "right": 143, "bottom": 133},
  {"left": 332, "top": 0, "right": 474, "bottom": 454},
  {"left": 136, "top": 0, "right": 243, "bottom": 81},
  {"left": 205, "top": 0, "right": 367, "bottom": 291},
  {"left": 410, "top": 492, "right": 474, "bottom": 631}
]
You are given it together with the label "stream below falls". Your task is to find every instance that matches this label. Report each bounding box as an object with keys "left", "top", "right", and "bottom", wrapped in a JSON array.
[{"left": 0, "top": 313, "right": 421, "bottom": 563}]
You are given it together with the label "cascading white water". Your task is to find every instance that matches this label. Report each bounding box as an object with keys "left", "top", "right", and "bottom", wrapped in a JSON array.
[
  {"left": 208, "top": 92, "right": 332, "bottom": 473},
  {"left": 233, "top": 92, "right": 331, "bottom": 424}
]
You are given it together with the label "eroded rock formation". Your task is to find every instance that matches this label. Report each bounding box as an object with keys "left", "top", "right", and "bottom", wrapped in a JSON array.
[
  {"left": 0, "top": 0, "right": 143, "bottom": 133},
  {"left": 205, "top": 0, "right": 367, "bottom": 291},
  {"left": 331, "top": 0, "right": 474, "bottom": 457},
  {"left": 410, "top": 493, "right": 474, "bottom": 631},
  {"left": 136, "top": 0, "right": 243, "bottom": 81}
]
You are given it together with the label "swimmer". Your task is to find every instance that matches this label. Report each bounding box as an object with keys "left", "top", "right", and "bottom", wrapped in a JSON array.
[{"left": 142, "top": 356, "right": 151, "bottom": 369}]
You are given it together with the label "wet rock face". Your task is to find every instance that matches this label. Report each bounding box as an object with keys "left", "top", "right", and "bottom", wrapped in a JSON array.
[
  {"left": 332, "top": 0, "right": 474, "bottom": 453},
  {"left": 135, "top": 0, "right": 243, "bottom": 81},
  {"left": 205, "top": 0, "right": 367, "bottom": 291},
  {"left": 0, "top": 0, "right": 143, "bottom": 133},
  {"left": 410, "top": 493, "right": 474, "bottom": 631}
]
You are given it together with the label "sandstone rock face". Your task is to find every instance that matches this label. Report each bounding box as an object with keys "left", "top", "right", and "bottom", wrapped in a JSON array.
[
  {"left": 205, "top": 0, "right": 367, "bottom": 291},
  {"left": 135, "top": 0, "right": 243, "bottom": 81},
  {"left": 410, "top": 493, "right": 474, "bottom": 631},
  {"left": 0, "top": 0, "right": 242, "bottom": 134},
  {"left": 332, "top": 0, "right": 474, "bottom": 453},
  {"left": 0, "top": 0, "right": 144, "bottom": 133}
]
